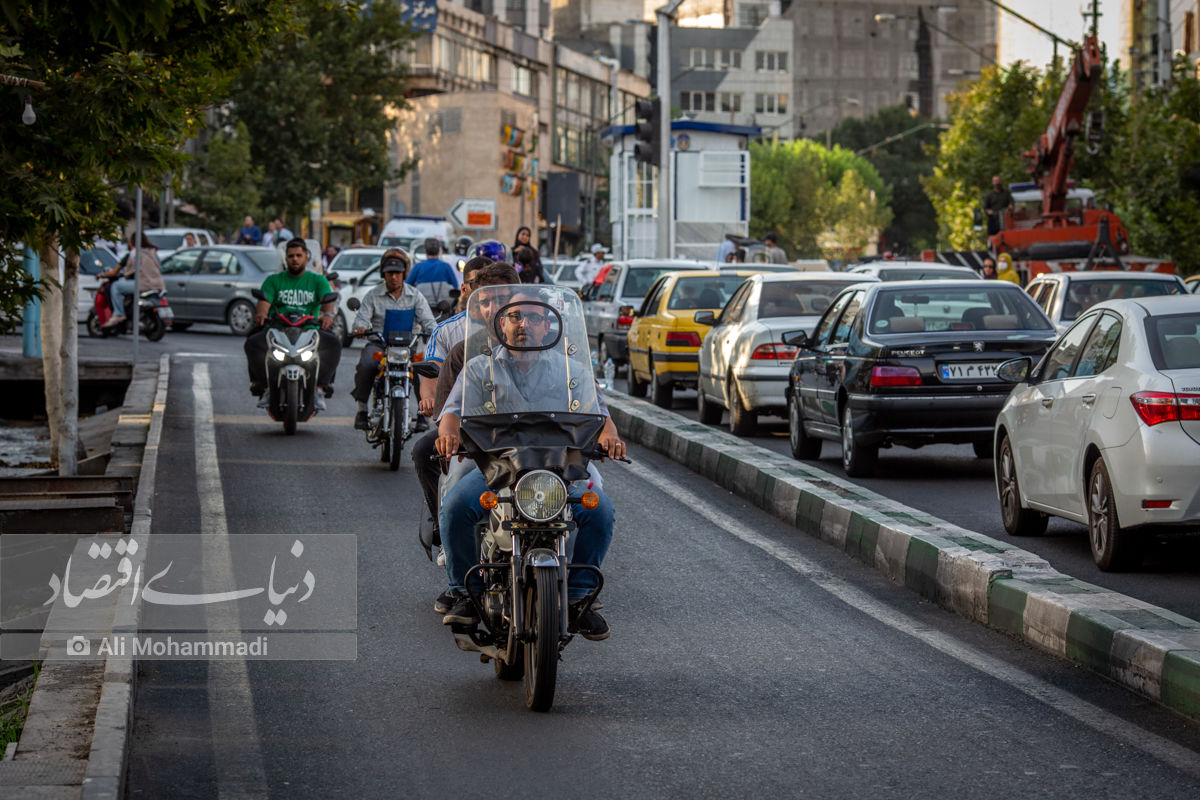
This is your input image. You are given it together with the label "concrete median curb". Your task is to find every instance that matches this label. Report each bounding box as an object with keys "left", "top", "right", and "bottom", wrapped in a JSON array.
[{"left": 604, "top": 391, "right": 1200, "bottom": 724}]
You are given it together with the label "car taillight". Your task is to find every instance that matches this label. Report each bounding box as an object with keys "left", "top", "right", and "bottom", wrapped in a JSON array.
[
  {"left": 870, "top": 366, "right": 922, "bottom": 387},
  {"left": 1130, "top": 391, "right": 1200, "bottom": 425},
  {"left": 665, "top": 331, "right": 702, "bottom": 347},
  {"left": 616, "top": 314, "right": 634, "bottom": 329},
  {"left": 750, "top": 343, "right": 799, "bottom": 360}
]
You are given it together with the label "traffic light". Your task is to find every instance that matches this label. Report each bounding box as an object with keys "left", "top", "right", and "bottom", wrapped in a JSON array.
[{"left": 634, "top": 97, "right": 661, "bottom": 167}]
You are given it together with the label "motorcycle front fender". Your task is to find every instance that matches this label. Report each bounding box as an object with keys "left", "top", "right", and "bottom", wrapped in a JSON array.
[{"left": 523, "top": 548, "right": 559, "bottom": 570}]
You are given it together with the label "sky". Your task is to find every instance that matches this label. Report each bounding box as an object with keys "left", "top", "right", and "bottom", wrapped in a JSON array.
[{"left": 996, "top": 0, "right": 1125, "bottom": 69}]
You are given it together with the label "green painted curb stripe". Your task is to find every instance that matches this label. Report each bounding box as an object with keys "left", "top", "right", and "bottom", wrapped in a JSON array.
[
  {"left": 904, "top": 537, "right": 941, "bottom": 602},
  {"left": 1161, "top": 651, "right": 1200, "bottom": 718},
  {"left": 987, "top": 578, "right": 1028, "bottom": 637}
]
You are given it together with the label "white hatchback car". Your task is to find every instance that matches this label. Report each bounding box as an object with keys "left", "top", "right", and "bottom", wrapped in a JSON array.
[
  {"left": 695, "top": 272, "right": 878, "bottom": 434},
  {"left": 993, "top": 295, "right": 1200, "bottom": 570}
]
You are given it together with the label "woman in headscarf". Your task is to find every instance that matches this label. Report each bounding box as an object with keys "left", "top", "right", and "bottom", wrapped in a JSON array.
[{"left": 512, "top": 225, "right": 544, "bottom": 284}]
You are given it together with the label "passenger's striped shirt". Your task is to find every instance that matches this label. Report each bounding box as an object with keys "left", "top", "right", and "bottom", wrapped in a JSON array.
[{"left": 424, "top": 311, "right": 466, "bottom": 363}]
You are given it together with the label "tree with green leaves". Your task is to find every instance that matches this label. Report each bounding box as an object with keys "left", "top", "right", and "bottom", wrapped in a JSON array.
[
  {"left": 0, "top": 0, "right": 290, "bottom": 472},
  {"left": 223, "top": 0, "right": 417, "bottom": 222},
  {"left": 828, "top": 105, "right": 943, "bottom": 255},
  {"left": 180, "top": 121, "right": 264, "bottom": 238},
  {"left": 749, "top": 138, "right": 891, "bottom": 262}
]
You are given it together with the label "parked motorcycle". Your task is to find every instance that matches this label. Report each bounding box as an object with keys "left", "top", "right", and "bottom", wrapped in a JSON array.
[
  {"left": 442, "top": 284, "right": 626, "bottom": 712},
  {"left": 86, "top": 280, "right": 172, "bottom": 341},
  {"left": 346, "top": 298, "right": 434, "bottom": 469},
  {"left": 251, "top": 288, "right": 337, "bottom": 435}
]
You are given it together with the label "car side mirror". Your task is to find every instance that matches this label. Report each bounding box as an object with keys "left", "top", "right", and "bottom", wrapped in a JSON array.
[
  {"left": 251, "top": 288, "right": 267, "bottom": 302},
  {"left": 693, "top": 310, "right": 716, "bottom": 326},
  {"left": 781, "top": 330, "right": 810, "bottom": 349},
  {"left": 349, "top": 277, "right": 359, "bottom": 287},
  {"left": 996, "top": 357, "right": 1031, "bottom": 383},
  {"left": 346, "top": 297, "right": 361, "bottom": 311}
]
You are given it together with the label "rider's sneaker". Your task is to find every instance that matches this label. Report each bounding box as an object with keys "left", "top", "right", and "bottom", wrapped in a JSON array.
[
  {"left": 570, "top": 602, "right": 610, "bottom": 641},
  {"left": 433, "top": 589, "right": 455, "bottom": 615},
  {"left": 314, "top": 388, "right": 327, "bottom": 411},
  {"left": 442, "top": 594, "right": 479, "bottom": 626},
  {"left": 435, "top": 546, "right": 446, "bottom": 566},
  {"left": 354, "top": 411, "right": 369, "bottom": 430},
  {"left": 256, "top": 392, "right": 270, "bottom": 409},
  {"left": 414, "top": 416, "right": 429, "bottom": 432}
]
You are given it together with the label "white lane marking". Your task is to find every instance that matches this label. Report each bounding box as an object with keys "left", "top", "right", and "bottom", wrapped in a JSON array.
[
  {"left": 194, "top": 362, "right": 270, "bottom": 799},
  {"left": 623, "top": 458, "right": 1200, "bottom": 778}
]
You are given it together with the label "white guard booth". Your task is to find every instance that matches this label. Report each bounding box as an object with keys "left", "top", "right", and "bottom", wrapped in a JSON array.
[{"left": 605, "top": 120, "right": 759, "bottom": 261}]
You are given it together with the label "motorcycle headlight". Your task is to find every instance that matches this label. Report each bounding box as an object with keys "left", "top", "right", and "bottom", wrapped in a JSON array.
[
  {"left": 299, "top": 350, "right": 315, "bottom": 362},
  {"left": 387, "top": 347, "right": 411, "bottom": 363},
  {"left": 513, "top": 470, "right": 567, "bottom": 522},
  {"left": 271, "top": 349, "right": 287, "bottom": 362}
]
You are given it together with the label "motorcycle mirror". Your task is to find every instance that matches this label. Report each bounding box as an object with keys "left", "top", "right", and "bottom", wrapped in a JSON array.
[
  {"left": 319, "top": 291, "right": 339, "bottom": 304},
  {"left": 412, "top": 361, "right": 440, "bottom": 379},
  {"left": 326, "top": 271, "right": 339, "bottom": 282},
  {"left": 251, "top": 288, "right": 267, "bottom": 302},
  {"left": 346, "top": 297, "right": 361, "bottom": 311},
  {"left": 449, "top": 288, "right": 461, "bottom": 299}
]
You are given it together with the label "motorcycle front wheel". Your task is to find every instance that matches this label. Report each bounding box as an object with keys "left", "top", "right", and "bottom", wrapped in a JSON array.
[
  {"left": 283, "top": 381, "right": 298, "bottom": 435},
  {"left": 523, "top": 566, "right": 560, "bottom": 712},
  {"left": 388, "top": 396, "right": 404, "bottom": 471}
]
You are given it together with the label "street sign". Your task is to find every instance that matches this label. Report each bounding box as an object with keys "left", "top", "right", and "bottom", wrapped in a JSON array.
[{"left": 447, "top": 199, "right": 497, "bottom": 230}]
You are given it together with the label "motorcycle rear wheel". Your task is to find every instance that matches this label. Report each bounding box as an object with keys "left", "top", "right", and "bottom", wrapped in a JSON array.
[
  {"left": 86, "top": 312, "right": 103, "bottom": 338},
  {"left": 142, "top": 312, "right": 165, "bottom": 342},
  {"left": 388, "top": 397, "right": 404, "bottom": 471},
  {"left": 523, "top": 566, "right": 560, "bottom": 712},
  {"left": 283, "top": 381, "right": 298, "bottom": 435}
]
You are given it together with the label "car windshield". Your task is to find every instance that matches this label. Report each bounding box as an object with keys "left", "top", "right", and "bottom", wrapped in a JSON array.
[
  {"left": 759, "top": 280, "right": 858, "bottom": 318},
  {"left": 1063, "top": 279, "right": 1184, "bottom": 321},
  {"left": 868, "top": 286, "right": 1052, "bottom": 334},
  {"left": 145, "top": 233, "right": 184, "bottom": 250},
  {"left": 244, "top": 250, "right": 280, "bottom": 272},
  {"left": 1148, "top": 314, "right": 1200, "bottom": 370},
  {"left": 668, "top": 275, "right": 749, "bottom": 310},
  {"left": 622, "top": 267, "right": 675, "bottom": 299},
  {"left": 78, "top": 248, "right": 117, "bottom": 275},
  {"left": 378, "top": 236, "right": 412, "bottom": 249},
  {"left": 556, "top": 263, "right": 580, "bottom": 281},
  {"left": 876, "top": 268, "right": 977, "bottom": 281},
  {"left": 459, "top": 284, "right": 600, "bottom": 418},
  {"left": 331, "top": 252, "right": 384, "bottom": 271}
]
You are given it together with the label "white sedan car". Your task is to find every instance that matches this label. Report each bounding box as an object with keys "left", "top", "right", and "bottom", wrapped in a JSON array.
[
  {"left": 993, "top": 295, "right": 1200, "bottom": 570},
  {"left": 695, "top": 272, "right": 878, "bottom": 434}
]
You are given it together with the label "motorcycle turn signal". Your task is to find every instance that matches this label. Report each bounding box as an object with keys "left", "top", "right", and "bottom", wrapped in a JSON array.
[
  {"left": 479, "top": 491, "right": 499, "bottom": 510},
  {"left": 580, "top": 491, "right": 599, "bottom": 510}
]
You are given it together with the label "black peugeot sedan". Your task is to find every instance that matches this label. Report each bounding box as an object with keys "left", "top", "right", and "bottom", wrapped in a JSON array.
[{"left": 783, "top": 280, "right": 1057, "bottom": 476}]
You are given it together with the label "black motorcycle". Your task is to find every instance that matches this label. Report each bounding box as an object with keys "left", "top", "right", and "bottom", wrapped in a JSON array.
[
  {"left": 251, "top": 288, "right": 338, "bottom": 435},
  {"left": 442, "top": 284, "right": 625, "bottom": 711}
]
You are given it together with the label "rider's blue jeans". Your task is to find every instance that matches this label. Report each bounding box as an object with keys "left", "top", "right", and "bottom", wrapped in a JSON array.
[{"left": 439, "top": 468, "right": 614, "bottom": 601}]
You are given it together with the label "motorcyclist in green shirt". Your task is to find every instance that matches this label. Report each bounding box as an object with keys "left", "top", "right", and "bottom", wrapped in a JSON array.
[{"left": 243, "top": 238, "right": 343, "bottom": 410}]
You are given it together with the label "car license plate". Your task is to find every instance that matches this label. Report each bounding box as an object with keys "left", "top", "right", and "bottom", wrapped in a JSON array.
[{"left": 939, "top": 362, "right": 997, "bottom": 380}]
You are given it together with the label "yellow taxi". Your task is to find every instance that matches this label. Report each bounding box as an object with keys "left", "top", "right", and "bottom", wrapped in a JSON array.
[{"left": 626, "top": 270, "right": 764, "bottom": 407}]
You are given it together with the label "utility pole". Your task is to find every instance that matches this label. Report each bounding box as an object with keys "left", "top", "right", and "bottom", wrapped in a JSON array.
[
  {"left": 1088, "top": 0, "right": 1100, "bottom": 38},
  {"left": 916, "top": 8, "right": 933, "bottom": 119},
  {"left": 655, "top": 0, "right": 685, "bottom": 259}
]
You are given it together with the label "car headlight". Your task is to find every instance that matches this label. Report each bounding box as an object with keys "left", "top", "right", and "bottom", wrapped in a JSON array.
[
  {"left": 271, "top": 349, "right": 287, "bottom": 362},
  {"left": 299, "top": 350, "right": 314, "bottom": 362},
  {"left": 387, "top": 347, "right": 411, "bottom": 363},
  {"left": 514, "top": 470, "right": 567, "bottom": 522}
]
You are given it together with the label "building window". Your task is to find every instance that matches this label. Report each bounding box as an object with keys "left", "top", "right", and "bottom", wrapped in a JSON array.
[
  {"left": 755, "top": 51, "right": 787, "bottom": 73},
  {"left": 814, "top": 50, "right": 832, "bottom": 77},
  {"left": 681, "top": 91, "right": 715, "bottom": 112},
  {"left": 754, "top": 93, "right": 787, "bottom": 114},
  {"left": 688, "top": 48, "right": 710, "bottom": 68},
  {"left": 715, "top": 49, "right": 742, "bottom": 69},
  {"left": 813, "top": 7, "right": 834, "bottom": 37},
  {"left": 513, "top": 64, "right": 535, "bottom": 97},
  {"left": 841, "top": 50, "right": 863, "bottom": 77},
  {"left": 738, "top": 2, "right": 770, "bottom": 28},
  {"left": 719, "top": 92, "right": 742, "bottom": 112},
  {"left": 900, "top": 53, "right": 918, "bottom": 79}
]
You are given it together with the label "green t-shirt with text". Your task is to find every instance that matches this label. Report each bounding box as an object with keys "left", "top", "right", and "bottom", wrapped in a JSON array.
[{"left": 261, "top": 270, "right": 333, "bottom": 326}]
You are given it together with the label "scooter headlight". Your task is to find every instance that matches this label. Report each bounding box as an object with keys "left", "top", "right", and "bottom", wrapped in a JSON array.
[
  {"left": 513, "top": 470, "right": 567, "bottom": 522},
  {"left": 299, "top": 350, "right": 315, "bottom": 362},
  {"left": 271, "top": 349, "right": 287, "bottom": 362}
]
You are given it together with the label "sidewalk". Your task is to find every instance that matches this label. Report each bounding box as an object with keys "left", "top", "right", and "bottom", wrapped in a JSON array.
[{"left": 603, "top": 390, "right": 1200, "bottom": 725}]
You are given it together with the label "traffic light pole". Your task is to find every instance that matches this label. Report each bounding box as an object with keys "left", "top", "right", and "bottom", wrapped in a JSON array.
[{"left": 655, "top": 0, "right": 684, "bottom": 258}]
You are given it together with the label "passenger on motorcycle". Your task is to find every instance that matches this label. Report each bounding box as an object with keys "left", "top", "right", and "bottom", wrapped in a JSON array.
[
  {"left": 99, "top": 233, "right": 165, "bottom": 328},
  {"left": 412, "top": 255, "right": 500, "bottom": 542},
  {"left": 244, "top": 238, "right": 342, "bottom": 410},
  {"left": 350, "top": 248, "right": 437, "bottom": 431},
  {"left": 434, "top": 282, "right": 626, "bottom": 640}
]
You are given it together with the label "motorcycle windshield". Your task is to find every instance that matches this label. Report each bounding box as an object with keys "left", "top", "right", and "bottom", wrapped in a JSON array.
[
  {"left": 460, "top": 284, "right": 600, "bottom": 418},
  {"left": 459, "top": 285, "right": 603, "bottom": 486}
]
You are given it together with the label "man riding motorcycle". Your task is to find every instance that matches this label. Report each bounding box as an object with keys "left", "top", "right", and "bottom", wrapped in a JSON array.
[
  {"left": 434, "top": 282, "right": 626, "bottom": 640},
  {"left": 350, "top": 248, "right": 437, "bottom": 431},
  {"left": 244, "top": 238, "right": 342, "bottom": 410}
]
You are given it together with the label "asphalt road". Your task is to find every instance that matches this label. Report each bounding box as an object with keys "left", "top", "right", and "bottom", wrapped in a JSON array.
[
  {"left": 74, "top": 328, "right": 1200, "bottom": 798},
  {"left": 631, "top": 375, "right": 1200, "bottom": 623}
]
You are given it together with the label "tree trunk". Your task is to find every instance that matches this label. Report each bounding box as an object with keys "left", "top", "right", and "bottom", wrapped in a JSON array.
[
  {"left": 58, "top": 247, "right": 80, "bottom": 476},
  {"left": 39, "top": 239, "right": 64, "bottom": 469}
]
